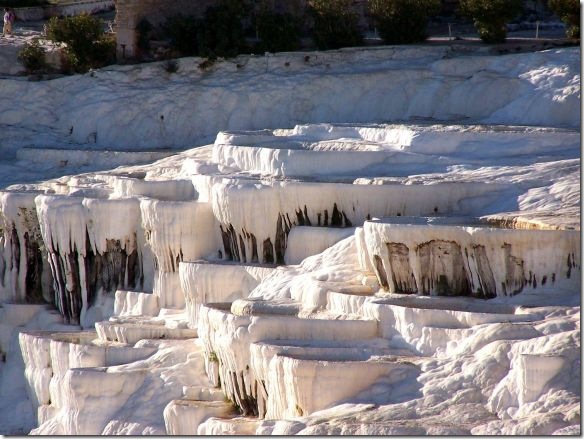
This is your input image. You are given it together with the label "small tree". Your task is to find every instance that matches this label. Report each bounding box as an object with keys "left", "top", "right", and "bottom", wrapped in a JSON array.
[
  {"left": 163, "top": 1, "right": 249, "bottom": 59},
  {"left": 135, "top": 18, "right": 153, "bottom": 54},
  {"left": 254, "top": 9, "right": 301, "bottom": 53},
  {"left": 196, "top": 0, "right": 249, "bottom": 59},
  {"left": 308, "top": 0, "right": 363, "bottom": 50},
  {"left": 369, "top": 0, "right": 440, "bottom": 44},
  {"left": 549, "top": 0, "right": 580, "bottom": 39},
  {"left": 17, "top": 38, "right": 47, "bottom": 74},
  {"left": 163, "top": 14, "right": 200, "bottom": 57},
  {"left": 459, "top": 0, "right": 523, "bottom": 44},
  {"left": 46, "top": 13, "right": 114, "bottom": 72}
]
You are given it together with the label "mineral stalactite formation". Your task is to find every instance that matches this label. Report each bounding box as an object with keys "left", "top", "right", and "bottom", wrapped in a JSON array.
[
  {"left": 0, "top": 192, "right": 52, "bottom": 305},
  {"left": 35, "top": 196, "right": 146, "bottom": 326}
]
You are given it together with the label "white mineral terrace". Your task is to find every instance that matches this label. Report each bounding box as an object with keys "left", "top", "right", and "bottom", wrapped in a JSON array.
[{"left": 0, "top": 45, "right": 580, "bottom": 435}]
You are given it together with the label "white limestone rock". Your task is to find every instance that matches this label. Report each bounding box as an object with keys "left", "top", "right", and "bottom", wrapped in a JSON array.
[{"left": 179, "top": 261, "right": 275, "bottom": 327}]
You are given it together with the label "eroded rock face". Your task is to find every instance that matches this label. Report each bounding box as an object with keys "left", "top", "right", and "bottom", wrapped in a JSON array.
[
  {"left": 218, "top": 202, "right": 354, "bottom": 265},
  {"left": 0, "top": 192, "right": 53, "bottom": 304},
  {"left": 198, "top": 303, "right": 379, "bottom": 418},
  {"left": 36, "top": 196, "right": 145, "bottom": 326},
  {"left": 47, "top": 233, "right": 143, "bottom": 325},
  {"left": 213, "top": 179, "right": 501, "bottom": 266},
  {"left": 501, "top": 242, "right": 526, "bottom": 296},
  {"left": 364, "top": 219, "right": 580, "bottom": 299},
  {"left": 417, "top": 240, "right": 472, "bottom": 297},
  {"left": 385, "top": 243, "right": 417, "bottom": 294},
  {"left": 0, "top": 46, "right": 581, "bottom": 436},
  {"left": 472, "top": 245, "right": 497, "bottom": 298},
  {"left": 140, "top": 199, "right": 217, "bottom": 308}
]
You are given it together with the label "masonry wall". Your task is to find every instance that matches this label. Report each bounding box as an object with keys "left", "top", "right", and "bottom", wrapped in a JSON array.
[
  {"left": 14, "top": 0, "right": 114, "bottom": 21},
  {"left": 115, "top": 0, "right": 217, "bottom": 58}
]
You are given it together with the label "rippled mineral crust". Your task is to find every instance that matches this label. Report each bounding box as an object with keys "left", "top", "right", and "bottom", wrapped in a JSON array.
[{"left": 0, "top": 44, "right": 580, "bottom": 435}]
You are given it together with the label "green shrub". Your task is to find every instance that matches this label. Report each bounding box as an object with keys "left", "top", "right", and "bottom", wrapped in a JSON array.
[
  {"left": 369, "top": 0, "right": 440, "bottom": 44},
  {"left": 196, "top": 0, "right": 249, "bottom": 59},
  {"left": 17, "top": 38, "right": 47, "bottom": 74},
  {"left": 163, "top": 58, "right": 179, "bottom": 73},
  {"left": 46, "top": 13, "right": 114, "bottom": 72},
  {"left": 549, "top": 0, "right": 580, "bottom": 38},
  {"left": 163, "top": 14, "right": 200, "bottom": 56},
  {"left": 135, "top": 18, "right": 153, "bottom": 53},
  {"left": 459, "top": 0, "right": 523, "bottom": 43},
  {"left": 91, "top": 33, "right": 116, "bottom": 64},
  {"left": 164, "top": 0, "right": 249, "bottom": 59},
  {"left": 254, "top": 10, "right": 301, "bottom": 53},
  {"left": 308, "top": 0, "right": 363, "bottom": 50}
]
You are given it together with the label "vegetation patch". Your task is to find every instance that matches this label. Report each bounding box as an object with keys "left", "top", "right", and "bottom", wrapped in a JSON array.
[
  {"left": 369, "top": 0, "right": 440, "bottom": 44},
  {"left": 548, "top": 0, "right": 580, "bottom": 38},
  {"left": 253, "top": 8, "right": 301, "bottom": 53},
  {"left": 459, "top": 0, "right": 523, "bottom": 43},
  {"left": 17, "top": 38, "right": 47, "bottom": 74},
  {"left": 46, "top": 13, "right": 115, "bottom": 73},
  {"left": 308, "top": 0, "right": 363, "bottom": 50}
]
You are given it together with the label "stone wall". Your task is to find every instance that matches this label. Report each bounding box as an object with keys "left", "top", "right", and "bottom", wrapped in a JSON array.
[
  {"left": 14, "top": 0, "right": 114, "bottom": 21},
  {"left": 115, "top": 0, "right": 217, "bottom": 59}
]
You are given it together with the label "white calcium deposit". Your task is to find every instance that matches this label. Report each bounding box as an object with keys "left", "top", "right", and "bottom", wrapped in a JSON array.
[{"left": 0, "top": 45, "right": 580, "bottom": 436}]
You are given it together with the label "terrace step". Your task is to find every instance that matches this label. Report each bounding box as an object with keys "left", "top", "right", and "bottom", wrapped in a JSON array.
[
  {"left": 179, "top": 261, "right": 276, "bottom": 327},
  {"left": 198, "top": 302, "right": 381, "bottom": 416},
  {"left": 182, "top": 385, "right": 225, "bottom": 402},
  {"left": 113, "top": 290, "right": 160, "bottom": 317},
  {"left": 95, "top": 318, "right": 197, "bottom": 344},
  {"left": 16, "top": 147, "right": 175, "bottom": 168},
  {"left": 163, "top": 399, "right": 237, "bottom": 435},
  {"left": 249, "top": 338, "right": 419, "bottom": 418},
  {"left": 196, "top": 416, "right": 260, "bottom": 435},
  {"left": 19, "top": 330, "right": 157, "bottom": 427},
  {"left": 263, "top": 352, "right": 419, "bottom": 419}
]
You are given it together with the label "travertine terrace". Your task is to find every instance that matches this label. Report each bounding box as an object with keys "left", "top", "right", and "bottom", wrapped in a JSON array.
[{"left": 0, "top": 45, "right": 579, "bottom": 435}]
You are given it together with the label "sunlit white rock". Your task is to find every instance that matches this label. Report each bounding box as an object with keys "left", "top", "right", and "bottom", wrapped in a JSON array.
[
  {"left": 0, "top": 191, "right": 51, "bottom": 304},
  {"left": 212, "top": 179, "right": 509, "bottom": 264},
  {"left": 113, "top": 290, "right": 160, "bottom": 317},
  {"left": 35, "top": 195, "right": 146, "bottom": 326},
  {"left": 140, "top": 199, "right": 218, "bottom": 308},
  {"left": 164, "top": 400, "right": 235, "bottom": 435},
  {"left": 284, "top": 226, "right": 355, "bottom": 265},
  {"left": 198, "top": 416, "right": 260, "bottom": 435},
  {"left": 265, "top": 354, "right": 416, "bottom": 419},
  {"left": 363, "top": 217, "right": 580, "bottom": 298}
]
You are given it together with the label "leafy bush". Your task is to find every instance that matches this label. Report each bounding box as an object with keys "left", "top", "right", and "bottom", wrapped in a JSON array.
[
  {"left": 163, "top": 14, "right": 200, "bottom": 56},
  {"left": 196, "top": 0, "right": 249, "bottom": 59},
  {"left": 254, "top": 10, "right": 301, "bottom": 53},
  {"left": 17, "top": 38, "right": 47, "bottom": 73},
  {"left": 549, "top": 0, "right": 580, "bottom": 38},
  {"left": 459, "top": 0, "right": 523, "bottom": 43},
  {"left": 369, "top": 0, "right": 440, "bottom": 44},
  {"left": 46, "top": 13, "right": 114, "bottom": 72},
  {"left": 164, "top": 0, "right": 249, "bottom": 59},
  {"left": 135, "top": 18, "right": 153, "bottom": 53},
  {"left": 308, "top": 0, "right": 363, "bottom": 50},
  {"left": 163, "top": 58, "right": 179, "bottom": 73},
  {"left": 91, "top": 33, "right": 116, "bottom": 65}
]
